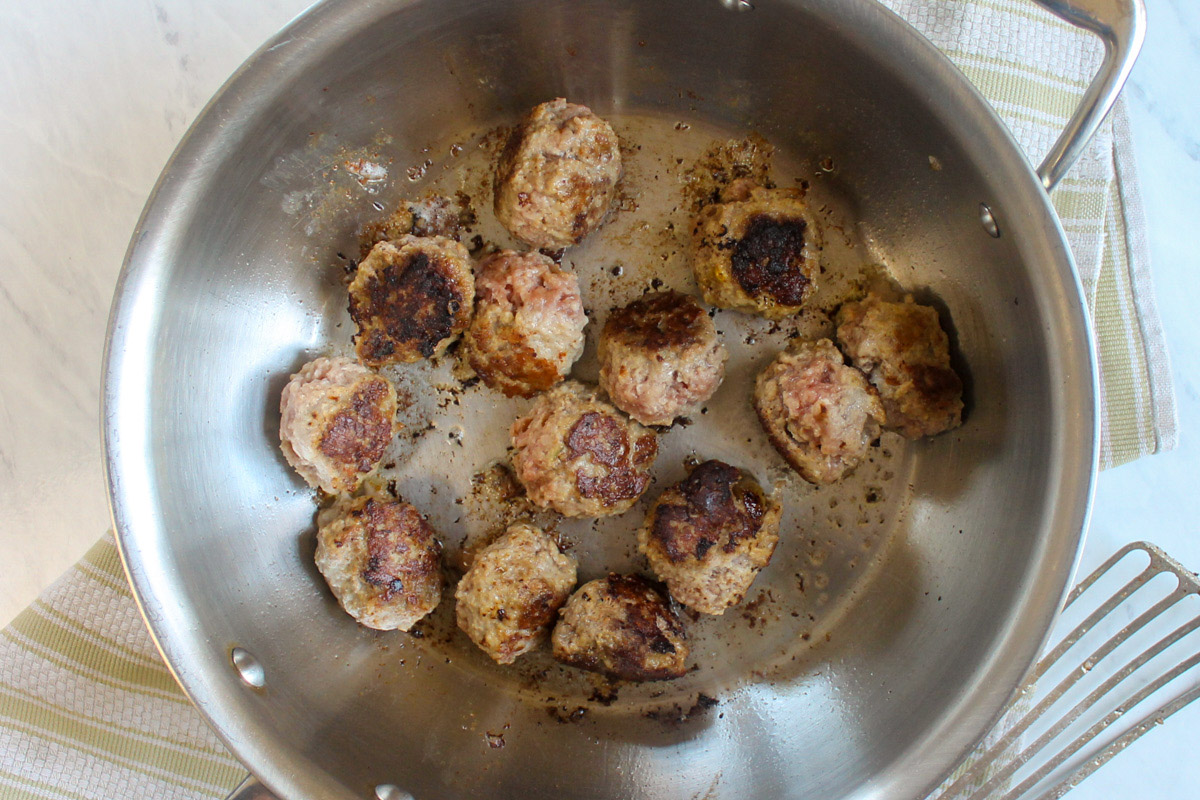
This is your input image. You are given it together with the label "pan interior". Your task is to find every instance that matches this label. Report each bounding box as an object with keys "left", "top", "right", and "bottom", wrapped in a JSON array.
[
  {"left": 323, "top": 112, "right": 916, "bottom": 708},
  {"left": 105, "top": 1, "right": 1094, "bottom": 799}
]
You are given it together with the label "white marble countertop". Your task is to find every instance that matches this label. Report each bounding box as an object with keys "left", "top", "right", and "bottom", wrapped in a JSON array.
[{"left": 0, "top": 0, "right": 1196, "bottom": 796}]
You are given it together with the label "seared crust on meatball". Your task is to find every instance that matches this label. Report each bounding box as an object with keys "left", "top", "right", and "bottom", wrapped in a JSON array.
[
  {"left": 836, "top": 293, "right": 964, "bottom": 438},
  {"left": 494, "top": 99, "right": 622, "bottom": 250},
  {"left": 314, "top": 492, "right": 443, "bottom": 631},
  {"left": 754, "top": 339, "right": 885, "bottom": 484},
  {"left": 465, "top": 250, "right": 587, "bottom": 398},
  {"left": 279, "top": 356, "right": 400, "bottom": 494},
  {"left": 510, "top": 382, "right": 658, "bottom": 518},
  {"left": 551, "top": 574, "right": 688, "bottom": 681},
  {"left": 690, "top": 179, "right": 821, "bottom": 319},
  {"left": 639, "top": 460, "right": 781, "bottom": 615},
  {"left": 598, "top": 291, "right": 728, "bottom": 426},
  {"left": 455, "top": 523, "right": 578, "bottom": 664},
  {"left": 349, "top": 235, "right": 474, "bottom": 366}
]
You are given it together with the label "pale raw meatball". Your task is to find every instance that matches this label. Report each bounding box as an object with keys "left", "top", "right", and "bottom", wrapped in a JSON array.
[
  {"left": 836, "top": 293, "right": 964, "bottom": 438},
  {"left": 639, "top": 460, "right": 782, "bottom": 615},
  {"left": 510, "top": 382, "right": 658, "bottom": 518},
  {"left": 551, "top": 574, "right": 688, "bottom": 681},
  {"left": 349, "top": 235, "right": 474, "bottom": 367},
  {"left": 455, "top": 523, "right": 578, "bottom": 664},
  {"left": 464, "top": 250, "right": 587, "bottom": 398},
  {"left": 494, "top": 99, "right": 622, "bottom": 250},
  {"left": 754, "top": 339, "right": 886, "bottom": 484},
  {"left": 314, "top": 492, "right": 443, "bottom": 631},
  {"left": 598, "top": 291, "right": 728, "bottom": 426},
  {"left": 279, "top": 356, "right": 400, "bottom": 494},
  {"left": 690, "top": 179, "right": 821, "bottom": 319}
]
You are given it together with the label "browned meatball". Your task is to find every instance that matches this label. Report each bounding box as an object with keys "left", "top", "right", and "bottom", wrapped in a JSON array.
[
  {"left": 510, "top": 381, "right": 658, "bottom": 518},
  {"left": 279, "top": 356, "right": 400, "bottom": 494},
  {"left": 639, "top": 460, "right": 782, "bottom": 615},
  {"left": 690, "top": 179, "right": 821, "bottom": 319},
  {"left": 551, "top": 574, "right": 688, "bottom": 681},
  {"left": 598, "top": 291, "right": 728, "bottom": 426},
  {"left": 494, "top": 99, "right": 622, "bottom": 250},
  {"left": 349, "top": 235, "right": 474, "bottom": 366},
  {"left": 754, "top": 339, "right": 886, "bottom": 484},
  {"left": 464, "top": 250, "right": 587, "bottom": 398},
  {"left": 836, "top": 293, "right": 964, "bottom": 438},
  {"left": 455, "top": 523, "right": 578, "bottom": 664},
  {"left": 314, "top": 492, "right": 443, "bottom": 631}
]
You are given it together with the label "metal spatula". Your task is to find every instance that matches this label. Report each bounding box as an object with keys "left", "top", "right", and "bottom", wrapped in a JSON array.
[{"left": 933, "top": 542, "right": 1200, "bottom": 800}]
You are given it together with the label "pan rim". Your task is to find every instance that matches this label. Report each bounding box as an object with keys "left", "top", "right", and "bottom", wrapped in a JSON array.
[{"left": 101, "top": 1, "right": 1099, "bottom": 798}]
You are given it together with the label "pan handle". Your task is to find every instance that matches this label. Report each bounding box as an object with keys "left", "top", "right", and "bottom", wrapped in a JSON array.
[
  {"left": 225, "top": 776, "right": 279, "bottom": 800},
  {"left": 1029, "top": 0, "right": 1146, "bottom": 191}
]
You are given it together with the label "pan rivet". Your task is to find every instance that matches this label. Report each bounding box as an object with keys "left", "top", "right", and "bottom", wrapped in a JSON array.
[
  {"left": 230, "top": 647, "right": 265, "bottom": 688},
  {"left": 719, "top": 0, "right": 755, "bottom": 10},
  {"left": 375, "top": 785, "right": 413, "bottom": 800},
  {"left": 979, "top": 203, "right": 1001, "bottom": 238}
]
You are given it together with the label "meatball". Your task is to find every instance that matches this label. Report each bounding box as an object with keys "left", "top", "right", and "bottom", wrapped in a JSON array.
[
  {"left": 836, "top": 293, "right": 964, "bottom": 438},
  {"left": 314, "top": 492, "right": 443, "bottom": 631},
  {"left": 690, "top": 179, "right": 821, "bottom": 319},
  {"left": 455, "top": 523, "right": 578, "bottom": 664},
  {"left": 754, "top": 339, "right": 885, "bottom": 484},
  {"left": 279, "top": 356, "right": 400, "bottom": 494},
  {"left": 551, "top": 574, "right": 688, "bottom": 681},
  {"left": 510, "top": 381, "right": 658, "bottom": 518},
  {"left": 494, "top": 99, "right": 622, "bottom": 250},
  {"left": 464, "top": 250, "right": 587, "bottom": 398},
  {"left": 598, "top": 291, "right": 728, "bottom": 426},
  {"left": 639, "top": 460, "right": 782, "bottom": 615},
  {"left": 349, "top": 235, "right": 474, "bottom": 367}
]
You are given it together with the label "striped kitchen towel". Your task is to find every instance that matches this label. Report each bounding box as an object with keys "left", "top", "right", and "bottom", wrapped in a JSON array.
[
  {"left": 0, "top": 2, "right": 1178, "bottom": 800},
  {"left": 882, "top": 0, "right": 1176, "bottom": 467},
  {"left": 0, "top": 536, "right": 244, "bottom": 799}
]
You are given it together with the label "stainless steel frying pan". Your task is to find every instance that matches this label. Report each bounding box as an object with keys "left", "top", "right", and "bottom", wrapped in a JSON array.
[{"left": 102, "top": 1, "right": 1144, "bottom": 798}]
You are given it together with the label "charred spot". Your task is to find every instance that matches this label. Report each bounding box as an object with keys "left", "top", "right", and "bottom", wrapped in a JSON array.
[
  {"left": 604, "top": 291, "right": 707, "bottom": 350},
  {"left": 350, "top": 251, "right": 466, "bottom": 364},
  {"left": 910, "top": 363, "right": 964, "bottom": 402},
  {"left": 576, "top": 470, "right": 650, "bottom": 503},
  {"left": 649, "top": 637, "right": 677, "bottom": 655},
  {"left": 566, "top": 412, "right": 627, "bottom": 466},
  {"left": 601, "top": 574, "right": 687, "bottom": 679},
  {"left": 516, "top": 585, "right": 559, "bottom": 630},
  {"left": 571, "top": 212, "right": 588, "bottom": 239},
  {"left": 358, "top": 499, "right": 440, "bottom": 601},
  {"left": 318, "top": 378, "right": 393, "bottom": 474},
  {"left": 633, "top": 434, "right": 658, "bottom": 466},
  {"left": 683, "top": 460, "right": 742, "bottom": 514},
  {"left": 566, "top": 413, "right": 655, "bottom": 504},
  {"left": 729, "top": 214, "right": 812, "bottom": 306},
  {"left": 554, "top": 575, "right": 687, "bottom": 681},
  {"left": 649, "top": 460, "right": 765, "bottom": 562},
  {"left": 739, "top": 484, "right": 766, "bottom": 527}
]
